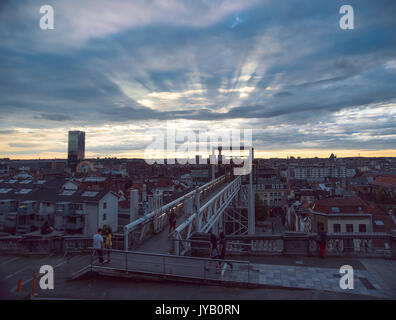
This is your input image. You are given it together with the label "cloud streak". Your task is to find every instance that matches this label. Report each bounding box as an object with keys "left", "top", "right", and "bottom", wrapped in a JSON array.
[{"left": 0, "top": 0, "right": 395, "bottom": 158}]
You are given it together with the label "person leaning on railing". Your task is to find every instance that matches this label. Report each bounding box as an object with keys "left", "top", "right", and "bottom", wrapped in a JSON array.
[
  {"left": 105, "top": 228, "right": 112, "bottom": 263},
  {"left": 40, "top": 221, "right": 54, "bottom": 235},
  {"left": 93, "top": 228, "right": 104, "bottom": 264}
]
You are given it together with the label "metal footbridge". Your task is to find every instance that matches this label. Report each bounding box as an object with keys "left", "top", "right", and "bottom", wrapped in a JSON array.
[{"left": 73, "top": 147, "right": 255, "bottom": 284}]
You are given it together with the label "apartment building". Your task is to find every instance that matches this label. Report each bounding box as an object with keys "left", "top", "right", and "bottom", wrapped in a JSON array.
[{"left": 0, "top": 177, "right": 118, "bottom": 236}]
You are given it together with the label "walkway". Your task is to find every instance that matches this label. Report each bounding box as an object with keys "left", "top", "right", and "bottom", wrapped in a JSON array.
[
  {"left": 135, "top": 180, "right": 229, "bottom": 254},
  {"left": 1, "top": 253, "right": 395, "bottom": 299}
]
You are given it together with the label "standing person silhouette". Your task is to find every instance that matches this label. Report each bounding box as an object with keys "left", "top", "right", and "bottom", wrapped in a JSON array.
[
  {"left": 218, "top": 232, "right": 233, "bottom": 270},
  {"left": 317, "top": 226, "right": 327, "bottom": 258},
  {"left": 205, "top": 232, "right": 221, "bottom": 274}
]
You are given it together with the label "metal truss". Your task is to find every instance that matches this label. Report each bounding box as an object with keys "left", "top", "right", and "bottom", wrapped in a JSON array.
[
  {"left": 224, "top": 207, "right": 248, "bottom": 236},
  {"left": 172, "top": 176, "right": 242, "bottom": 255}
]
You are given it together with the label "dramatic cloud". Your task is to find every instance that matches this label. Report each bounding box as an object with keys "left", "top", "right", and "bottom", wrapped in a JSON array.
[{"left": 0, "top": 0, "right": 395, "bottom": 158}]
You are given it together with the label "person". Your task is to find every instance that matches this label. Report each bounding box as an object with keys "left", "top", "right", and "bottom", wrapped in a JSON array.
[
  {"left": 218, "top": 232, "right": 232, "bottom": 269},
  {"left": 93, "top": 228, "right": 104, "bottom": 264},
  {"left": 316, "top": 226, "right": 327, "bottom": 258},
  {"left": 168, "top": 210, "right": 177, "bottom": 236},
  {"left": 104, "top": 228, "right": 112, "bottom": 263},
  {"left": 205, "top": 232, "right": 221, "bottom": 274},
  {"left": 40, "top": 221, "right": 54, "bottom": 235}
]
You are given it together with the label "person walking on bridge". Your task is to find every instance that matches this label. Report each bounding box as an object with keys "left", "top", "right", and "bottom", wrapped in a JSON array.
[
  {"left": 218, "top": 232, "right": 233, "bottom": 270},
  {"left": 168, "top": 210, "right": 177, "bottom": 237}
]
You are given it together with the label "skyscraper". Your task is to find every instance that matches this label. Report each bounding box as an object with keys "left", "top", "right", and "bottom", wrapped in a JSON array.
[{"left": 68, "top": 130, "right": 85, "bottom": 172}]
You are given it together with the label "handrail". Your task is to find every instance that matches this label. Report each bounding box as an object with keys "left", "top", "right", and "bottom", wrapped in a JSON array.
[{"left": 87, "top": 247, "right": 249, "bottom": 264}]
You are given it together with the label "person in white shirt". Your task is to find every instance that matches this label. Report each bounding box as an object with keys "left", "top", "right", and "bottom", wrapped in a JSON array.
[{"left": 93, "top": 228, "right": 104, "bottom": 263}]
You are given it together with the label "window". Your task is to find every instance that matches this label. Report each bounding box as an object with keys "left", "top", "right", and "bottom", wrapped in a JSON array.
[
  {"left": 346, "top": 224, "right": 354, "bottom": 233},
  {"left": 103, "top": 202, "right": 107, "bottom": 209},
  {"left": 359, "top": 224, "right": 367, "bottom": 233},
  {"left": 103, "top": 213, "right": 107, "bottom": 221},
  {"left": 333, "top": 224, "right": 341, "bottom": 233}
]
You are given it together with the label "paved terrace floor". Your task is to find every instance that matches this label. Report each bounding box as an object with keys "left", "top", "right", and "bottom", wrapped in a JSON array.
[
  {"left": 135, "top": 179, "right": 230, "bottom": 254},
  {"left": 1, "top": 253, "right": 395, "bottom": 300}
]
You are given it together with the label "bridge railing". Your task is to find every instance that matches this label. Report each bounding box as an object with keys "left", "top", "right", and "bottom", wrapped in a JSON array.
[
  {"left": 0, "top": 233, "right": 126, "bottom": 255},
  {"left": 87, "top": 247, "right": 252, "bottom": 284},
  {"left": 63, "top": 234, "right": 126, "bottom": 253},
  {"left": 0, "top": 235, "right": 23, "bottom": 253},
  {"left": 308, "top": 233, "right": 394, "bottom": 257},
  {"left": 124, "top": 175, "right": 226, "bottom": 250}
]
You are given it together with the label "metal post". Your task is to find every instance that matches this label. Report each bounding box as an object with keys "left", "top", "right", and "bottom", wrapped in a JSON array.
[
  {"left": 125, "top": 251, "right": 128, "bottom": 274},
  {"left": 31, "top": 272, "right": 37, "bottom": 298},
  {"left": 90, "top": 249, "right": 93, "bottom": 272},
  {"left": 211, "top": 148, "right": 215, "bottom": 181},
  {"left": 174, "top": 238, "right": 180, "bottom": 256},
  {"left": 162, "top": 255, "right": 165, "bottom": 275},
  {"left": 124, "top": 230, "right": 128, "bottom": 251},
  {"left": 248, "top": 148, "right": 255, "bottom": 235},
  {"left": 196, "top": 189, "right": 201, "bottom": 232}
]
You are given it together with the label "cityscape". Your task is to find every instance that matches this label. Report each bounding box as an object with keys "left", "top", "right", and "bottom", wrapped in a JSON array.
[{"left": 0, "top": 0, "right": 395, "bottom": 306}]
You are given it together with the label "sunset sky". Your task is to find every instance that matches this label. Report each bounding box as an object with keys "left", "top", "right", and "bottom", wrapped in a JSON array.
[{"left": 0, "top": 0, "right": 395, "bottom": 159}]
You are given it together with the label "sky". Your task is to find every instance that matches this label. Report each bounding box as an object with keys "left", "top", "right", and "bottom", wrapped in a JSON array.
[{"left": 0, "top": 0, "right": 395, "bottom": 159}]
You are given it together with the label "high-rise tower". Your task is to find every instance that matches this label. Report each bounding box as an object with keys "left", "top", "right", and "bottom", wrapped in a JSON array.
[{"left": 67, "top": 130, "right": 85, "bottom": 172}]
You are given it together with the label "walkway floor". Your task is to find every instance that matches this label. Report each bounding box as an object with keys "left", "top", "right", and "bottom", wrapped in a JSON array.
[{"left": 88, "top": 254, "right": 396, "bottom": 299}]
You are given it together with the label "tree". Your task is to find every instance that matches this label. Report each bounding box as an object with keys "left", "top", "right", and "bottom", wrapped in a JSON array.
[
  {"left": 376, "top": 187, "right": 392, "bottom": 204},
  {"left": 255, "top": 193, "right": 268, "bottom": 222}
]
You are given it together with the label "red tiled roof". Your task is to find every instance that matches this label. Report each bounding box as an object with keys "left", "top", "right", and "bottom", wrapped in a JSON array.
[
  {"left": 372, "top": 175, "right": 396, "bottom": 187},
  {"left": 157, "top": 179, "right": 173, "bottom": 188},
  {"left": 368, "top": 203, "right": 395, "bottom": 233},
  {"left": 313, "top": 197, "right": 368, "bottom": 214}
]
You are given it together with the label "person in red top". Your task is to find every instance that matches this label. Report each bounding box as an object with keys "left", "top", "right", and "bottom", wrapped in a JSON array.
[{"left": 316, "top": 226, "right": 327, "bottom": 258}]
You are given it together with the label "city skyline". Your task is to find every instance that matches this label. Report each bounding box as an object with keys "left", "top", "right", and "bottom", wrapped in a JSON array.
[{"left": 1, "top": 1, "right": 396, "bottom": 159}]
